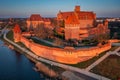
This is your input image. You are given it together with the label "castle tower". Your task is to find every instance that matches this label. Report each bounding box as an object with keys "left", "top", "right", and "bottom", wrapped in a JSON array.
[
  {"left": 74, "top": 6, "right": 80, "bottom": 12},
  {"left": 13, "top": 24, "right": 21, "bottom": 42},
  {"left": 65, "top": 14, "right": 80, "bottom": 40}
]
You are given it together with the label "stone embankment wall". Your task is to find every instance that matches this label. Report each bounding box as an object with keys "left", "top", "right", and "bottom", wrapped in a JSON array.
[{"left": 21, "top": 36, "right": 111, "bottom": 64}]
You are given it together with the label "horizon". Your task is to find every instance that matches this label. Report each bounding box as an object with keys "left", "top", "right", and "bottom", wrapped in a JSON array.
[
  {"left": 0, "top": 16, "right": 120, "bottom": 19},
  {"left": 0, "top": 0, "right": 120, "bottom": 18}
]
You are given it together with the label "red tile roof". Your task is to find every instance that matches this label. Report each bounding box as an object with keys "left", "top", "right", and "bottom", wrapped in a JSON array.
[
  {"left": 14, "top": 24, "right": 21, "bottom": 33},
  {"left": 27, "top": 14, "right": 51, "bottom": 23},
  {"left": 59, "top": 11, "right": 96, "bottom": 20},
  {"left": 65, "top": 14, "right": 79, "bottom": 24},
  {"left": 60, "top": 12, "right": 73, "bottom": 19},
  {"left": 77, "top": 11, "right": 96, "bottom": 20},
  {"left": 28, "top": 14, "right": 42, "bottom": 21}
]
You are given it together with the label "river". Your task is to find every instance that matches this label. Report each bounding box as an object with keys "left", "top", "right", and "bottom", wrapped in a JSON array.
[{"left": 0, "top": 40, "right": 45, "bottom": 80}]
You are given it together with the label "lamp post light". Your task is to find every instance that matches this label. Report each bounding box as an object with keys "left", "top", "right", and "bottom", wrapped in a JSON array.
[{"left": 50, "top": 63, "right": 53, "bottom": 80}]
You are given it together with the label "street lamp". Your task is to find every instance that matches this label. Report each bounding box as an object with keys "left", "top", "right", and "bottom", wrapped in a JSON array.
[{"left": 50, "top": 63, "right": 53, "bottom": 80}]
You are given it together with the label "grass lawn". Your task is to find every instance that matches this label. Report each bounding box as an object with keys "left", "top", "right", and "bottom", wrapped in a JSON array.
[
  {"left": 91, "top": 55, "right": 120, "bottom": 80},
  {"left": 31, "top": 37, "right": 61, "bottom": 48},
  {"left": 5, "top": 30, "right": 32, "bottom": 53},
  {"left": 45, "top": 38, "right": 54, "bottom": 42},
  {"left": 6, "top": 30, "right": 14, "bottom": 41},
  {"left": 16, "top": 42, "right": 26, "bottom": 48},
  {"left": 70, "top": 46, "right": 119, "bottom": 68},
  {"left": 5, "top": 30, "right": 27, "bottom": 47},
  {"left": 31, "top": 37, "right": 54, "bottom": 47},
  {"left": 110, "top": 46, "right": 119, "bottom": 51}
]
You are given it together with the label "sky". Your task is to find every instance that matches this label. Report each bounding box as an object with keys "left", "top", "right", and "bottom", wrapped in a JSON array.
[{"left": 0, "top": 0, "right": 120, "bottom": 18}]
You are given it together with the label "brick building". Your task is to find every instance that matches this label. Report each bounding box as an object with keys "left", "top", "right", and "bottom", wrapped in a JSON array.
[
  {"left": 26, "top": 14, "right": 51, "bottom": 30},
  {"left": 57, "top": 6, "right": 109, "bottom": 40}
]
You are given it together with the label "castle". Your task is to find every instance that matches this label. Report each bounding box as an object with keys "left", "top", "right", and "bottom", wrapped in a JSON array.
[
  {"left": 26, "top": 14, "right": 51, "bottom": 30},
  {"left": 13, "top": 24, "right": 111, "bottom": 64},
  {"left": 57, "top": 6, "right": 109, "bottom": 40},
  {"left": 12, "top": 6, "right": 111, "bottom": 64}
]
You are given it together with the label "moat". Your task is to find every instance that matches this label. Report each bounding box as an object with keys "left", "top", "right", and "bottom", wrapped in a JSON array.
[{"left": 0, "top": 40, "right": 45, "bottom": 80}]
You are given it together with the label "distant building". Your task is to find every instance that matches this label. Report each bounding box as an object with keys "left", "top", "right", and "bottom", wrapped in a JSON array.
[
  {"left": 106, "top": 18, "right": 120, "bottom": 22},
  {"left": 0, "top": 21, "right": 3, "bottom": 24},
  {"left": 57, "top": 6, "right": 109, "bottom": 40},
  {"left": 26, "top": 14, "right": 51, "bottom": 30}
]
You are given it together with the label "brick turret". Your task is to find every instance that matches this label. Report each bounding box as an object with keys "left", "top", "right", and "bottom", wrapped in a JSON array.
[
  {"left": 65, "top": 14, "right": 80, "bottom": 40},
  {"left": 13, "top": 24, "right": 21, "bottom": 42}
]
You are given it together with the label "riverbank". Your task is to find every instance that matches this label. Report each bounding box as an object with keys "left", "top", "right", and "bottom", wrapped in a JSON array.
[
  {"left": 1, "top": 33, "right": 67, "bottom": 80},
  {"left": 0, "top": 40, "right": 45, "bottom": 80},
  {"left": 3, "top": 30, "right": 111, "bottom": 80}
]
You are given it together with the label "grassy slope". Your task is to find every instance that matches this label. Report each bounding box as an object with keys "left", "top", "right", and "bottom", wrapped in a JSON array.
[
  {"left": 70, "top": 46, "right": 118, "bottom": 68},
  {"left": 91, "top": 55, "right": 120, "bottom": 80}
]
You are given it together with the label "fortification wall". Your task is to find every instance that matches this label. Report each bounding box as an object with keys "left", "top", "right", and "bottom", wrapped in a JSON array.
[{"left": 20, "top": 36, "right": 111, "bottom": 64}]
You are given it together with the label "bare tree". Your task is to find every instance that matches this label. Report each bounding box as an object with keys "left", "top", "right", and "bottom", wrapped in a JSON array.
[
  {"left": 46, "top": 27, "right": 54, "bottom": 39},
  {"left": 34, "top": 23, "right": 54, "bottom": 39},
  {"left": 53, "top": 38, "right": 63, "bottom": 46},
  {"left": 95, "top": 33, "right": 109, "bottom": 45}
]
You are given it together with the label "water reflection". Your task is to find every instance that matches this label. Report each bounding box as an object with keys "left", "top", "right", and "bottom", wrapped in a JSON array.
[{"left": 0, "top": 40, "right": 45, "bottom": 80}]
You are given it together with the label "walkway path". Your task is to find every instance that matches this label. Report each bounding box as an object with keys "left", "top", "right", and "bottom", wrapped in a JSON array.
[
  {"left": 85, "top": 51, "right": 111, "bottom": 71},
  {"left": 85, "top": 46, "right": 120, "bottom": 71},
  {"left": 113, "top": 47, "right": 120, "bottom": 56},
  {"left": 112, "top": 43, "right": 120, "bottom": 46},
  {"left": 62, "top": 71, "right": 85, "bottom": 80},
  {"left": 4, "top": 32, "right": 110, "bottom": 80}
]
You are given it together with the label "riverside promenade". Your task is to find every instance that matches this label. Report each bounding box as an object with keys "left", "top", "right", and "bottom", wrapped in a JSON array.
[
  {"left": 4, "top": 32, "right": 110, "bottom": 80},
  {"left": 85, "top": 51, "right": 111, "bottom": 71},
  {"left": 85, "top": 46, "right": 120, "bottom": 71}
]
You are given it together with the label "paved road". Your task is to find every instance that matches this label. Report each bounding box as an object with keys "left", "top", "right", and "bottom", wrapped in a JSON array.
[
  {"left": 112, "top": 43, "right": 120, "bottom": 46},
  {"left": 85, "top": 51, "right": 111, "bottom": 71},
  {"left": 113, "top": 47, "right": 120, "bottom": 56},
  {"left": 85, "top": 46, "right": 120, "bottom": 71},
  {"left": 4, "top": 32, "right": 110, "bottom": 80},
  {"left": 62, "top": 71, "right": 85, "bottom": 80}
]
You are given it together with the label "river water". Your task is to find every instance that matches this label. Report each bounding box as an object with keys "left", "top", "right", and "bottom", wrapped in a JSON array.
[{"left": 0, "top": 40, "right": 45, "bottom": 80}]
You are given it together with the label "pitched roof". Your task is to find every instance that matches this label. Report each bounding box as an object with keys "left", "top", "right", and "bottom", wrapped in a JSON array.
[
  {"left": 27, "top": 14, "right": 51, "bottom": 23},
  {"left": 77, "top": 11, "right": 96, "bottom": 20},
  {"left": 59, "top": 11, "right": 96, "bottom": 20},
  {"left": 14, "top": 24, "right": 21, "bottom": 33},
  {"left": 28, "top": 14, "right": 42, "bottom": 21},
  {"left": 58, "top": 5, "right": 96, "bottom": 21},
  {"left": 65, "top": 14, "right": 79, "bottom": 24},
  {"left": 60, "top": 12, "right": 73, "bottom": 19}
]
